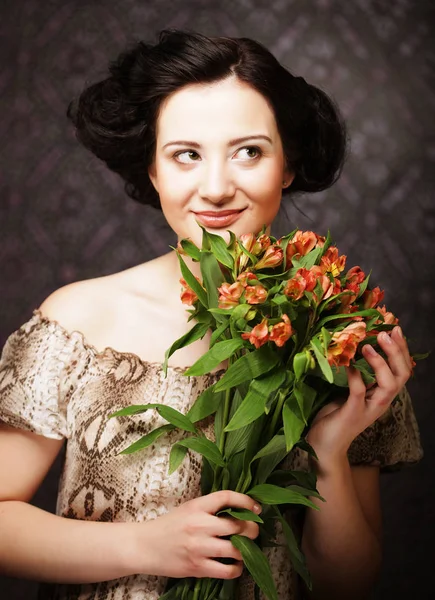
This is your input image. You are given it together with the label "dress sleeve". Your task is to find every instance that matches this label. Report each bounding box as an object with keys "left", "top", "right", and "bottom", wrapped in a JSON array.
[
  {"left": 0, "top": 311, "right": 88, "bottom": 440},
  {"left": 347, "top": 385, "right": 423, "bottom": 471}
]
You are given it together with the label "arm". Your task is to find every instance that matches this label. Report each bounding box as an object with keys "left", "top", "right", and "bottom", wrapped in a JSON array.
[
  {"left": 0, "top": 424, "right": 138, "bottom": 583},
  {"left": 301, "top": 460, "right": 381, "bottom": 600},
  {"left": 0, "top": 424, "right": 260, "bottom": 584},
  {"left": 300, "top": 326, "right": 413, "bottom": 599}
]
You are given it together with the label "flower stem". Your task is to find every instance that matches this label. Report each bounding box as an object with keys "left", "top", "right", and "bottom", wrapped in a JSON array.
[{"left": 192, "top": 579, "right": 201, "bottom": 600}]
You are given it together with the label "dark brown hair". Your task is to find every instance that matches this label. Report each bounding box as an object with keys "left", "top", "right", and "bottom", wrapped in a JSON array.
[{"left": 67, "top": 29, "right": 347, "bottom": 209}]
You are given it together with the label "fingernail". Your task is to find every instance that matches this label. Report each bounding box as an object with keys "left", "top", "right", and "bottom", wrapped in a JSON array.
[
  {"left": 381, "top": 332, "right": 392, "bottom": 344},
  {"left": 253, "top": 503, "right": 262, "bottom": 514},
  {"left": 364, "top": 344, "right": 377, "bottom": 356},
  {"left": 396, "top": 326, "right": 403, "bottom": 338}
]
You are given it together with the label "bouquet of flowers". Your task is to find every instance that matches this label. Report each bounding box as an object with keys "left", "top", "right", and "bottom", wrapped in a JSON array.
[{"left": 110, "top": 227, "right": 424, "bottom": 600}]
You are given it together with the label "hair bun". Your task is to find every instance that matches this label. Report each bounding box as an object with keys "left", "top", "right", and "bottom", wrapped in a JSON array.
[{"left": 286, "top": 83, "right": 347, "bottom": 195}]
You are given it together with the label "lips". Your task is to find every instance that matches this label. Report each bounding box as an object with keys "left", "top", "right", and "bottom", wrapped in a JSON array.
[{"left": 193, "top": 208, "right": 246, "bottom": 228}]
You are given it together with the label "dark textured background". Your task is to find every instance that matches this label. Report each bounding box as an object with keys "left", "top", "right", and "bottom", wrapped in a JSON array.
[{"left": 1, "top": 1, "right": 434, "bottom": 598}]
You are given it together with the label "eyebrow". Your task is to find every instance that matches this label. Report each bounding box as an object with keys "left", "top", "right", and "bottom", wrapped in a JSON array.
[{"left": 162, "top": 134, "right": 273, "bottom": 150}]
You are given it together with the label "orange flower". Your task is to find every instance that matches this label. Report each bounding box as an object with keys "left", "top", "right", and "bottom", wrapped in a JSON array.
[
  {"left": 283, "top": 275, "right": 307, "bottom": 301},
  {"left": 241, "top": 318, "right": 269, "bottom": 349},
  {"left": 218, "top": 282, "right": 244, "bottom": 309},
  {"left": 320, "top": 246, "right": 346, "bottom": 277},
  {"left": 346, "top": 266, "right": 366, "bottom": 285},
  {"left": 245, "top": 284, "right": 268, "bottom": 304},
  {"left": 254, "top": 245, "right": 284, "bottom": 269},
  {"left": 340, "top": 281, "right": 360, "bottom": 310},
  {"left": 237, "top": 271, "right": 258, "bottom": 287},
  {"left": 327, "top": 322, "right": 367, "bottom": 367},
  {"left": 269, "top": 314, "right": 293, "bottom": 347},
  {"left": 238, "top": 233, "right": 256, "bottom": 270},
  {"left": 362, "top": 286, "right": 385, "bottom": 309},
  {"left": 375, "top": 305, "right": 399, "bottom": 326},
  {"left": 180, "top": 277, "right": 199, "bottom": 306},
  {"left": 256, "top": 234, "right": 271, "bottom": 252},
  {"left": 285, "top": 230, "right": 318, "bottom": 264},
  {"left": 369, "top": 305, "right": 399, "bottom": 337}
]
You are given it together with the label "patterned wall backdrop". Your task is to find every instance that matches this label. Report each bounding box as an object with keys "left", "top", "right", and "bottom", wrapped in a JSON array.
[{"left": 1, "top": 1, "right": 434, "bottom": 598}]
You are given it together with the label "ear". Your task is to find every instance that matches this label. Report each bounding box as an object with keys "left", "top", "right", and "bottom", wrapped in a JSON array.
[
  {"left": 282, "top": 169, "right": 295, "bottom": 189},
  {"left": 148, "top": 162, "right": 159, "bottom": 193}
]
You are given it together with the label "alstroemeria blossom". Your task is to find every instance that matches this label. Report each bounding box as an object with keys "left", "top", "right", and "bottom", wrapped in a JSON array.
[
  {"left": 245, "top": 284, "right": 268, "bottom": 304},
  {"left": 254, "top": 245, "right": 284, "bottom": 269},
  {"left": 362, "top": 286, "right": 385, "bottom": 309},
  {"left": 285, "top": 230, "right": 318, "bottom": 264},
  {"left": 327, "top": 321, "right": 367, "bottom": 367},
  {"left": 241, "top": 318, "right": 269, "bottom": 348},
  {"left": 218, "top": 282, "right": 244, "bottom": 309},
  {"left": 320, "top": 246, "right": 347, "bottom": 277},
  {"left": 180, "top": 277, "right": 199, "bottom": 306},
  {"left": 284, "top": 267, "right": 319, "bottom": 301},
  {"left": 238, "top": 233, "right": 256, "bottom": 270},
  {"left": 237, "top": 271, "right": 258, "bottom": 287},
  {"left": 269, "top": 314, "right": 293, "bottom": 347}
]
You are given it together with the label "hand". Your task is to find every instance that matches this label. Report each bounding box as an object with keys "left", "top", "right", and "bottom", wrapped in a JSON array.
[
  {"left": 133, "top": 490, "right": 261, "bottom": 579},
  {"left": 306, "top": 325, "right": 413, "bottom": 469}
]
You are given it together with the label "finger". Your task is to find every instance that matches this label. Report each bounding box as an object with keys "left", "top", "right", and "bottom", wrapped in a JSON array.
[
  {"left": 361, "top": 344, "right": 398, "bottom": 409},
  {"left": 215, "top": 516, "right": 259, "bottom": 539},
  {"left": 376, "top": 331, "right": 411, "bottom": 384},
  {"left": 206, "top": 539, "right": 243, "bottom": 561},
  {"left": 202, "top": 558, "right": 244, "bottom": 580},
  {"left": 391, "top": 326, "right": 413, "bottom": 370},
  {"left": 344, "top": 365, "right": 367, "bottom": 412},
  {"left": 199, "top": 490, "right": 261, "bottom": 516}
]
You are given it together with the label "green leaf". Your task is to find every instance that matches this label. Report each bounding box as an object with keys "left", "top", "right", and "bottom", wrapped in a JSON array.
[
  {"left": 356, "top": 270, "right": 372, "bottom": 298},
  {"left": 251, "top": 435, "right": 286, "bottom": 462},
  {"left": 203, "top": 229, "right": 234, "bottom": 269},
  {"left": 248, "top": 484, "right": 319, "bottom": 510},
  {"left": 163, "top": 321, "right": 211, "bottom": 375},
  {"left": 217, "top": 507, "right": 264, "bottom": 524},
  {"left": 210, "top": 319, "right": 230, "bottom": 346},
  {"left": 293, "top": 381, "right": 317, "bottom": 424},
  {"left": 298, "top": 246, "right": 323, "bottom": 270},
  {"left": 237, "top": 240, "right": 258, "bottom": 266},
  {"left": 321, "top": 327, "right": 332, "bottom": 354},
  {"left": 119, "top": 424, "right": 174, "bottom": 454},
  {"left": 156, "top": 405, "right": 197, "bottom": 432},
  {"left": 109, "top": 403, "right": 196, "bottom": 432},
  {"left": 310, "top": 337, "right": 333, "bottom": 383},
  {"left": 215, "top": 345, "right": 280, "bottom": 391},
  {"left": 177, "top": 253, "right": 208, "bottom": 307},
  {"left": 254, "top": 448, "right": 289, "bottom": 486},
  {"left": 224, "top": 369, "right": 286, "bottom": 432},
  {"left": 315, "top": 308, "right": 380, "bottom": 331},
  {"left": 186, "top": 384, "right": 225, "bottom": 423},
  {"left": 180, "top": 239, "right": 201, "bottom": 261},
  {"left": 282, "top": 399, "right": 305, "bottom": 451},
  {"left": 168, "top": 444, "right": 188, "bottom": 475},
  {"left": 230, "top": 535, "right": 278, "bottom": 600},
  {"left": 200, "top": 251, "right": 225, "bottom": 311},
  {"left": 176, "top": 436, "right": 226, "bottom": 467},
  {"left": 184, "top": 338, "right": 244, "bottom": 376},
  {"left": 271, "top": 506, "right": 312, "bottom": 589}
]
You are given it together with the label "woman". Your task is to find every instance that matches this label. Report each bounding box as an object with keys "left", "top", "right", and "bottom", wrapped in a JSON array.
[{"left": 0, "top": 29, "right": 422, "bottom": 600}]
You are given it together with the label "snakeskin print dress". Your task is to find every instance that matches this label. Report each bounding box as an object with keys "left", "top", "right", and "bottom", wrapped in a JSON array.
[{"left": 0, "top": 311, "right": 423, "bottom": 600}]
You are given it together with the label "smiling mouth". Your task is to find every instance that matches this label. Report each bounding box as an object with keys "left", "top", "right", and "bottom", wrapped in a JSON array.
[{"left": 193, "top": 208, "right": 246, "bottom": 228}]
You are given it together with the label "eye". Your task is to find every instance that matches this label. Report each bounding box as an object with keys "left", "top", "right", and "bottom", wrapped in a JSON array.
[
  {"left": 174, "top": 150, "right": 201, "bottom": 164},
  {"left": 235, "top": 146, "right": 262, "bottom": 160}
]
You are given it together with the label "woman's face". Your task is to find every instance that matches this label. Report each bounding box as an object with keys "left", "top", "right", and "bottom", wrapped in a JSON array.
[{"left": 148, "top": 76, "right": 293, "bottom": 247}]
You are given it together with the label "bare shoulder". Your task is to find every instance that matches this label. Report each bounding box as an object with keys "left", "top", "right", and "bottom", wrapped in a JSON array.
[
  {"left": 38, "top": 276, "right": 114, "bottom": 334},
  {"left": 36, "top": 253, "right": 186, "bottom": 361}
]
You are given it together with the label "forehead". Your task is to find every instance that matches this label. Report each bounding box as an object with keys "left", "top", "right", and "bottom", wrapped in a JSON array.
[{"left": 155, "top": 77, "right": 278, "bottom": 142}]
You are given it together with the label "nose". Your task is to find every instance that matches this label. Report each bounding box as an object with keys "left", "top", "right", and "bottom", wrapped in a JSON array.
[{"left": 198, "top": 161, "right": 236, "bottom": 204}]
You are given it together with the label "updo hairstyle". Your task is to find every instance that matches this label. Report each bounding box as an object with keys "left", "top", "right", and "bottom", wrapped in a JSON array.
[{"left": 67, "top": 29, "right": 347, "bottom": 209}]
